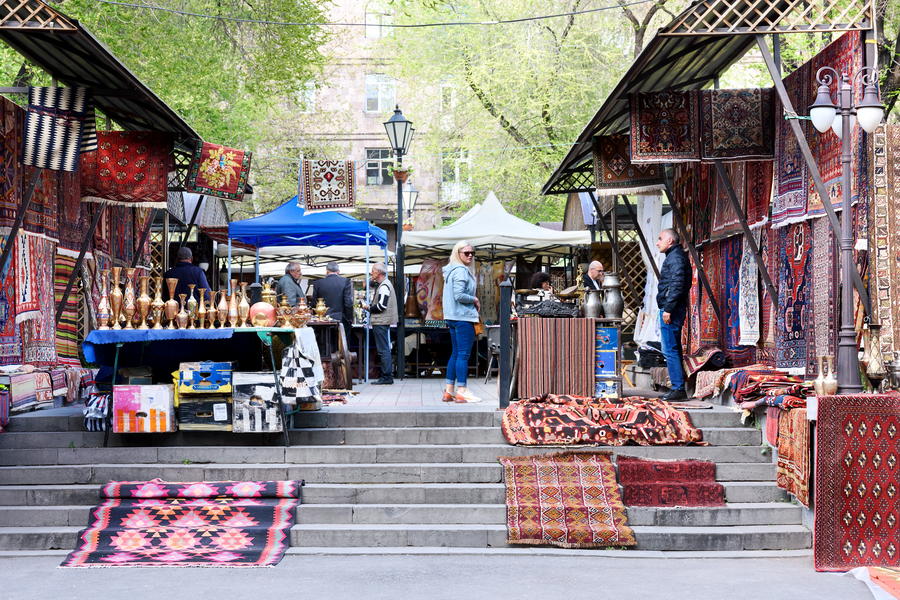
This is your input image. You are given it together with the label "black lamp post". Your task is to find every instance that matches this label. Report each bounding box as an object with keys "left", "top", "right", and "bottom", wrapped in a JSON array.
[
  {"left": 383, "top": 105, "right": 414, "bottom": 380},
  {"left": 808, "top": 66, "right": 884, "bottom": 393}
]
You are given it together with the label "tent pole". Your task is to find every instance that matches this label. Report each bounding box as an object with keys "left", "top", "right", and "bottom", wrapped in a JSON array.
[
  {"left": 365, "top": 234, "right": 370, "bottom": 384},
  {"left": 227, "top": 238, "right": 232, "bottom": 294},
  {"left": 255, "top": 245, "right": 260, "bottom": 284}
]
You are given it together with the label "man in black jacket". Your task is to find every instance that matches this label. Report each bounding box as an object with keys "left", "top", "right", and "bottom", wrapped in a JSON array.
[
  {"left": 655, "top": 228, "right": 692, "bottom": 401},
  {"left": 311, "top": 262, "right": 354, "bottom": 332}
]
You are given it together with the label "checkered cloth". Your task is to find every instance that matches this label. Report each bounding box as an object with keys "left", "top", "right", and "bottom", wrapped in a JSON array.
[{"left": 280, "top": 343, "right": 322, "bottom": 407}]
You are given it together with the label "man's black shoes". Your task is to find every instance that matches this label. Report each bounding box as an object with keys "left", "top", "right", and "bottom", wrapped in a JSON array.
[
  {"left": 372, "top": 377, "right": 394, "bottom": 385},
  {"left": 662, "top": 388, "right": 688, "bottom": 402}
]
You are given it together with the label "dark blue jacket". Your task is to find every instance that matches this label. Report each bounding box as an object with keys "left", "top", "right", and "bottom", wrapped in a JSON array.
[
  {"left": 311, "top": 273, "right": 353, "bottom": 323},
  {"left": 163, "top": 262, "right": 213, "bottom": 302},
  {"left": 656, "top": 244, "right": 691, "bottom": 318}
]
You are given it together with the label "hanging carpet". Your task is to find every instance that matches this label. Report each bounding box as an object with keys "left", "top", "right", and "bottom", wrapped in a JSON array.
[
  {"left": 710, "top": 162, "right": 745, "bottom": 241},
  {"left": 62, "top": 479, "right": 301, "bottom": 567},
  {"left": 775, "top": 222, "right": 813, "bottom": 374},
  {"left": 630, "top": 90, "right": 701, "bottom": 163},
  {"left": 499, "top": 451, "right": 635, "bottom": 548},
  {"left": 0, "top": 232, "right": 20, "bottom": 364},
  {"left": 20, "top": 235, "right": 59, "bottom": 366},
  {"left": 738, "top": 230, "right": 761, "bottom": 346},
  {"left": 57, "top": 170, "right": 88, "bottom": 256},
  {"left": 592, "top": 134, "right": 665, "bottom": 196},
  {"left": 617, "top": 455, "right": 725, "bottom": 507},
  {"left": 700, "top": 87, "right": 775, "bottom": 161},
  {"left": 721, "top": 236, "right": 756, "bottom": 365},
  {"left": 699, "top": 243, "right": 721, "bottom": 347},
  {"left": 775, "top": 408, "right": 810, "bottom": 507},
  {"left": 300, "top": 159, "right": 355, "bottom": 211},
  {"left": 501, "top": 395, "right": 705, "bottom": 446},
  {"left": 814, "top": 394, "right": 900, "bottom": 571},
  {"left": 0, "top": 96, "right": 23, "bottom": 228},
  {"left": 22, "top": 86, "right": 90, "bottom": 172},
  {"left": 874, "top": 125, "right": 900, "bottom": 355},
  {"left": 54, "top": 253, "right": 81, "bottom": 366},
  {"left": 772, "top": 62, "right": 810, "bottom": 228},
  {"left": 186, "top": 142, "right": 252, "bottom": 202},
  {"left": 81, "top": 131, "right": 172, "bottom": 206},
  {"left": 811, "top": 217, "right": 838, "bottom": 361}
]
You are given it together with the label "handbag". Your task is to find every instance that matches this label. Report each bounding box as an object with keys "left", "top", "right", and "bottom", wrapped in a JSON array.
[{"left": 474, "top": 319, "right": 485, "bottom": 336}]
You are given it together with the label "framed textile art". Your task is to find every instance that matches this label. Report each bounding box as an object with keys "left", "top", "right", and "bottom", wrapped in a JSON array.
[
  {"left": 630, "top": 90, "right": 701, "bottom": 163},
  {"left": 81, "top": 131, "right": 172, "bottom": 206},
  {"left": 186, "top": 142, "right": 252, "bottom": 201},
  {"left": 300, "top": 160, "right": 356, "bottom": 211}
]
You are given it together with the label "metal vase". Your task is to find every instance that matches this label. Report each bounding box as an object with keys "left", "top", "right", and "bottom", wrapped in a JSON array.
[
  {"left": 583, "top": 289, "right": 603, "bottom": 319},
  {"left": 600, "top": 272, "right": 624, "bottom": 319}
]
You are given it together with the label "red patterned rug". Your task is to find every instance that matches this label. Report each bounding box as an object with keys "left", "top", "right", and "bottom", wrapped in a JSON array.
[
  {"left": 501, "top": 395, "right": 705, "bottom": 446},
  {"left": 186, "top": 142, "right": 252, "bottom": 202},
  {"left": 61, "top": 479, "right": 301, "bottom": 567},
  {"left": 775, "top": 408, "right": 810, "bottom": 507},
  {"left": 499, "top": 451, "right": 635, "bottom": 548},
  {"left": 617, "top": 456, "right": 725, "bottom": 507},
  {"left": 815, "top": 394, "right": 900, "bottom": 571},
  {"left": 630, "top": 90, "right": 701, "bottom": 163}
]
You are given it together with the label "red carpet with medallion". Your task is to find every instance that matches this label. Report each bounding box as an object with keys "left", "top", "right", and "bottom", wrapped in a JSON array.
[{"left": 62, "top": 479, "right": 301, "bottom": 568}]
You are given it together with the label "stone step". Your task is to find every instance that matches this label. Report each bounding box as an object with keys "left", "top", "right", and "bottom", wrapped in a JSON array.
[
  {"left": 0, "top": 506, "right": 91, "bottom": 527},
  {"left": 288, "top": 523, "right": 811, "bottom": 551},
  {"left": 5, "top": 409, "right": 743, "bottom": 433},
  {"left": 295, "top": 502, "right": 803, "bottom": 526},
  {"left": 0, "top": 526, "right": 81, "bottom": 551},
  {"left": 0, "top": 485, "right": 100, "bottom": 506}
]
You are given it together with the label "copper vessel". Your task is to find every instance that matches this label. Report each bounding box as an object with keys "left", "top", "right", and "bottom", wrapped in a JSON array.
[
  {"left": 186, "top": 284, "right": 198, "bottom": 329},
  {"left": 122, "top": 268, "right": 137, "bottom": 330},
  {"left": 109, "top": 267, "right": 123, "bottom": 330},
  {"left": 276, "top": 298, "right": 292, "bottom": 328},
  {"left": 238, "top": 282, "right": 251, "bottom": 328},
  {"left": 228, "top": 279, "right": 239, "bottom": 327},
  {"left": 197, "top": 288, "right": 207, "bottom": 329},
  {"left": 216, "top": 290, "right": 228, "bottom": 327},
  {"left": 293, "top": 296, "right": 312, "bottom": 328},
  {"left": 150, "top": 277, "right": 165, "bottom": 330},
  {"left": 96, "top": 270, "right": 112, "bottom": 330},
  {"left": 164, "top": 278, "right": 179, "bottom": 329},
  {"left": 136, "top": 275, "right": 152, "bottom": 329},
  {"left": 261, "top": 279, "right": 277, "bottom": 305},
  {"left": 176, "top": 294, "right": 190, "bottom": 329},
  {"left": 314, "top": 298, "right": 329, "bottom": 320},
  {"left": 206, "top": 290, "right": 217, "bottom": 329}
]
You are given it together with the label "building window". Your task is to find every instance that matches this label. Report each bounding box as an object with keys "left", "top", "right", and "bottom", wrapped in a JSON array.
[
  {"left": 441, "top": 150, "right": 471, "bottom": 204},
  {"left": 366, "top": 148, "right": 394, "bottom": 185},
  {"left": 297, "top": 82, "right": 316, "bottom": 113},
  {"left": 365, "top": 3, "right": 393, "bottom": 39},
  {"left": 365, "top": 74, "right": 396, "bottom": 113}
]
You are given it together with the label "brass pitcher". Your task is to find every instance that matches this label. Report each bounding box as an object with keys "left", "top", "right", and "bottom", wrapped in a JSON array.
[
  {"left": 109, "top": 266, "right": 123, "bottom": 330},
  {"left": 137, "top": 275, "right": 152, "bottom": 329},
  {"left": 150, "top": 277, "right": 165, "bottom": 330},
  {"left": 216, "top": 290, "right": 228, "bottom": 327},
  {"left": 823, "top": 356, "right": 838, "bottom": 395},
  {"left": 186, "top": 284, "right": 198, "bottom": 329},
  {"left": 97, "top": 270, "right": 112, "bottom": 330},
  {"left": 206, "top": 290, "right": 217, "bottom": 329},
  {"left": 228, "top": 279, "right": 239, "bottom": 328},
  {"left": 261, "top": 279, "right": 277, "bottom": 305},
  {"left": 164, "top": 278, "right": 179, "bottom": 329},
  {"left": 238, "top": 282, "right": 251, "bottom": 328},
  {"left": 314, "top": 298, "right": 329, "bottom": 320},
  {"left": 293, "top": 296, "right": 312, "bottom": 328},
  {"left": 122, "top": 268, "right": 137, "bottom": 330},
  {"left": 176, "top": 294, "right": 190, "bottom": 329},
  {"left": 197, "top": 288, "right": 207, "bottom": 329}
]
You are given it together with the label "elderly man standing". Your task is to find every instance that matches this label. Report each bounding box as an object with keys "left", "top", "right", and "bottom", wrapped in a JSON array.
[
  {"left": 582, "top": 260, "right": 604, "bottom": 290},
  {"left": 311, "top": 261, "right": 354, "bottom": 331},
  {"left": 655, "top": 228, "right": 692, "bottom": 402},
  {"left": 276, "top": 262, "right": 308, "bottom": 306},
  {"left": 365, "top": 262, "right": 397, "bottom": 385}
]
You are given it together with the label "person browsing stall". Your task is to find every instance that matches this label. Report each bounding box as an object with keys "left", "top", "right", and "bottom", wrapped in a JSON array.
[
  {"left": 441, "top": 241, "right": 482, "bottom": 404},
  {"left": 655, "top": 228, "right": 691, "bottom": 402},
  {"left": 528, "top": 271, "right": 558, "bottom": 302},
  {"left": 364, "top": 262, "right": 397, "bottom": 385},
  {"left": 163, "top": 247, "right": 212, "bottom": 302},
  {"left": 582, "top": 261, "right": 604, "bottom": 290},
  {"left": 311, "top": 261, "right": 354, "bottom": 331},
  {"left": 277, "top": 262, "right": 308, "bottom": 306}
]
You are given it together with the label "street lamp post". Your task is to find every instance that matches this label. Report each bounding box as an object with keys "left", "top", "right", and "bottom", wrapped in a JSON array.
[
  {"left": 808, "top": 66, "right": 884, "bottom": 393},
  {"left": 384, "top": 106, "right": 414, "bottom": 380}
]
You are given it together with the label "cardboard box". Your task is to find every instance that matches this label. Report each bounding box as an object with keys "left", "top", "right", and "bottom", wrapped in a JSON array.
[
  {"left": 232, "top": 373, "right": 283, "bottom": 433},
  {"left": 177, "top": 362, "right": 233, "bottom": 394},
  {"left": 113, "top": 385, "right": 175, "bottom": 433},
  {"left": 177, "top": 395, "right": 233, "bottom": 431}
]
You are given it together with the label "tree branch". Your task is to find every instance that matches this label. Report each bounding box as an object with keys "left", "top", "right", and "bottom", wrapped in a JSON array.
[{"left": 878, "top": 21, "right": 900, "bottom": 118}]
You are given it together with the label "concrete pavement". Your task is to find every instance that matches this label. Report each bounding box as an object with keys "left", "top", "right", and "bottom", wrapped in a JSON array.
[{"left": 2, "top": 555, "right": 873, "bottom": 600}]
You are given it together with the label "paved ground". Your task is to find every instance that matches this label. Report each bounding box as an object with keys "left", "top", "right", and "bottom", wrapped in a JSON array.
[{"left": 1, "top": 555, "right": 872, "bottom": 600}]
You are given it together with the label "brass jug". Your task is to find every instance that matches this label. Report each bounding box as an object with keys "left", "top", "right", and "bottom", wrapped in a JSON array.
[
  {"left": 150, "top": 277, "right": 165, "bottom": 330},
  {"left": 206, "top": 290, "right": 217, "bottom": 329},
  {"left": 197, "top": 288, "right": 207, "bottom": 329},
  {"left": 261, "top": 279, "right": 277, "bottom": 305},
  {"left": 823, "top": 356, "right": 838, "bottom": 395},
  {"left": 109, "top": 267, "right": 123, "bottom": 330},
  {"left": 216, "top": 290, "right": 228, "bottom": 327},
  {"left": 97, "top": 270, "right": 112, "bottom": 330},
  {"left": 164, "top": 278, "right": 179, "bottom": 329},
  {"left": 228, "top": 279, "right": 239, "bottom": 328},
  {"left": 238, "top": 282, "right": 251, "bottom": 328},
  {"left": 122, "top": 268, "right": 137, "bottom": 330},
  {"left": 314, "top": 298, "right": 329, "bottom": 320},
  {"left": 176, "top": 294, "right": 190, "bottom": 329},
  {"left": 186, "top": 284, "right": 198, "bottom": 329},
  {"left": 137, "top": 275, "right": 152, "bottom": 329}
]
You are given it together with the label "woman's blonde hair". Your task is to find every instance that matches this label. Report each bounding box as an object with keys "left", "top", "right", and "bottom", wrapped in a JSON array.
[{"left": 448, "top": 239, "right": 473, "bottom": 267}]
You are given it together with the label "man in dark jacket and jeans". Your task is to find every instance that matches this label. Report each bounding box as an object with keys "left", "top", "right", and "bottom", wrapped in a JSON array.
[{"left": 655, "top": 228, "right": 692, "bottom": 401}]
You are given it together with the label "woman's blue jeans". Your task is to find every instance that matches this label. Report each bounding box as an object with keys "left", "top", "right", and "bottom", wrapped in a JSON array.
[{"left": 446, "top": 320, "right": 475, "bottom": 387}]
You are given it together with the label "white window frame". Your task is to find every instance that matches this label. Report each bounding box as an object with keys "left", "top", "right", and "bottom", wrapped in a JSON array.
[
  {"left": 440, "top": 150, "right": 472, "bottom": 204},
  {"left": 365, "top": 3, "right": 393, "bottom": 39},
  {"left": 365, "top": 74, "right": 396, "bottom": 114},
  {"left": 365, "top": 148, "right": 394, "bottom": 186}
]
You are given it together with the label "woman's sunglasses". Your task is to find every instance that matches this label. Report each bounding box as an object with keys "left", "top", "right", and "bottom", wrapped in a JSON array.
[{"left": 461, "top": 251, "right": 475, "bottom": 257}]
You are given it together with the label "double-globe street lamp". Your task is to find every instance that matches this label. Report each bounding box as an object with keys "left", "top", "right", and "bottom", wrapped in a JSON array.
[
  {"left": 383, "top": 105, "right": 415, "bottom": 380},
  {"left": 808, "top": 66, "right": 884, "bottom": 393}
]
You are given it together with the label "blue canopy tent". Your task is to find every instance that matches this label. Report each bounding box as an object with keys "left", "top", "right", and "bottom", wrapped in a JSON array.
[{"left": 227, "top": 197, "right": 389, "bottom": 383}]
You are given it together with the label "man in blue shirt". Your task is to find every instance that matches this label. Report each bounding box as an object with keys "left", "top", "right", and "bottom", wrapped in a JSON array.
[{"left": 163, "top": 247, "right": 213, "bottom": 303}]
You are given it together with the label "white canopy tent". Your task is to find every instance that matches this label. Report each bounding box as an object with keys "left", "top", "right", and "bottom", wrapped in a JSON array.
[{"left": 403, "top": 192, "right": 591, "bottom": 260}]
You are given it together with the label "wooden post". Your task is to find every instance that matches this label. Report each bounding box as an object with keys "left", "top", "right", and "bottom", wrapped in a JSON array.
[
  {"left": 0, "top": 169, "right": 41, "bottom": 276},
  {"left": 712, "top": 160, "right": 778, "bottom": 301},
  {"left": 55, "top": 202, "right": 106, "bottom": 325},
  {"left": 619, "top": 194, "right": 661, "bottom": 280},
  {"left": 498, "top": 279, "right": 513, "bottom": 409},
  {"left": 756, "top": 34, "right": 872, "bottom": 318}
]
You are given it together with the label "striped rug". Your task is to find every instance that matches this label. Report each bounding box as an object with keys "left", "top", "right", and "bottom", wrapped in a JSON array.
[
  {"left": 22, "top": 87, "right": 89, "bottom": 172},
  {"left": 54, "top": 254, "right": 81, "bottom": 366},
  {"left": 516, "top": 317, "right": 595, "bottom": 398}
]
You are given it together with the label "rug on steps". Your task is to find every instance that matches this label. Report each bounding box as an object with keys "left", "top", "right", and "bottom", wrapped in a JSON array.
[
  {"left": 501, "top": 395, "right": 705, "bottom": 446},
  {"left": 616, "top": 456, "right": 725, "bottom": 507},
  {"left": 815, "top": 393, "right": 900, "bottom": 572},
  {"left": 775, "top": 407, "right": 810, "bottom": 507},
  {"left": 61, "top": 479, "right": 302, "bottom": 568},
  {"left": 499, "top": 451, "right": 635, "bottom": 549}
]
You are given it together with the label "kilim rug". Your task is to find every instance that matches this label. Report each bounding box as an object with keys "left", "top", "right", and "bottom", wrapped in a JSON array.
[
  {"left": 775, "top": 222, "right": 813, "bottom": 373},
  {"left": 13, "top": 232, "right": 43, "bottom": 323},
  {"left": 516, "top": 318, "right": 595, "bottom": 399},
  {"left": 57, "top": 170, "right": 88, "bottom": 256},
  {"left": 54, "top": 254, "right": 81, "bottom": 366},
  {"left": 721, "top": 235, "right": 755, "bottom": 366},
  {"left": 499, "top": 452, "right": 635, "bottom": 548},
  {"left": 727, "top": 368, "right": 806, "bottom": 403},
  {"left": 0, "top": 96, "right": 23, "bottom": 228},
  {"left": 745, "top": 160, "right": 772, "bottom": 228},
  {"left": 699, "top": 243, "right": 721, "bottom": 347},
  {"left": 765, "top": 406, "right": 780, "bottom": 446},
  {"left": 501, "top": 395, "right": 705, "bottom": 446},
  {"left": 81, "top": 131, "right": 172, "bottom": 207},
  {"left": 700, "top": 88, "right": 775, "bottom": 161},
  {"left": 61, "top": 479, "right": 301, "bottom": 567},
  {"left": 630, "top": 90, "right": 701, "bottom": 163},
  {"left": 0, "top": 231, "right": 20, "bottom": 364},
  {"left": 22, "top": 86, "right": 89, "bottom": 172},
  {"left": 301, "top": 160, "right": 356, "bottom": 211},
  {"left": 875, "top": 125, "right": 900, "bottom": 355},
  {"left": 738, "top": 229, "right": 761, "bottom": 346},
  {"left": 775, "top": 408, "right": 810, "bottom": 507},
  {"left": 811, "top": 217, "right": 838, "bottom": 361},
  {"left": 772, "top": 62, "right": 810, "bottom": 228},
  {"left": 592, "top": 134, "right": 665, "bottom": 196},
  {"left": 23, "top": 166, "right": 59, "bottom": 242},
  {"left": 710, "top": 162, "right": 745, "bottom": 241},
  {"left": 617, "top": 456, "right": 725, "bottom": 507},
  {"left": 814, "top": 394, "right": 900, "bottom": 571},
  {"left": 20, "top": 233, "right": 58, "bottom": 366},
  {"left": 807, "top": 32, "right": 863, "bottom": 219},
  {"left": 186, "top": 142, "right": 252, "bottom": 202}
]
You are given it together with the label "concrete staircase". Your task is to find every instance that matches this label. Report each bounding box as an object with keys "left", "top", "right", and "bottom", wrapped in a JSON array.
[{"left": 0, "top": 407, "right": 811, "bottom": 554}]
